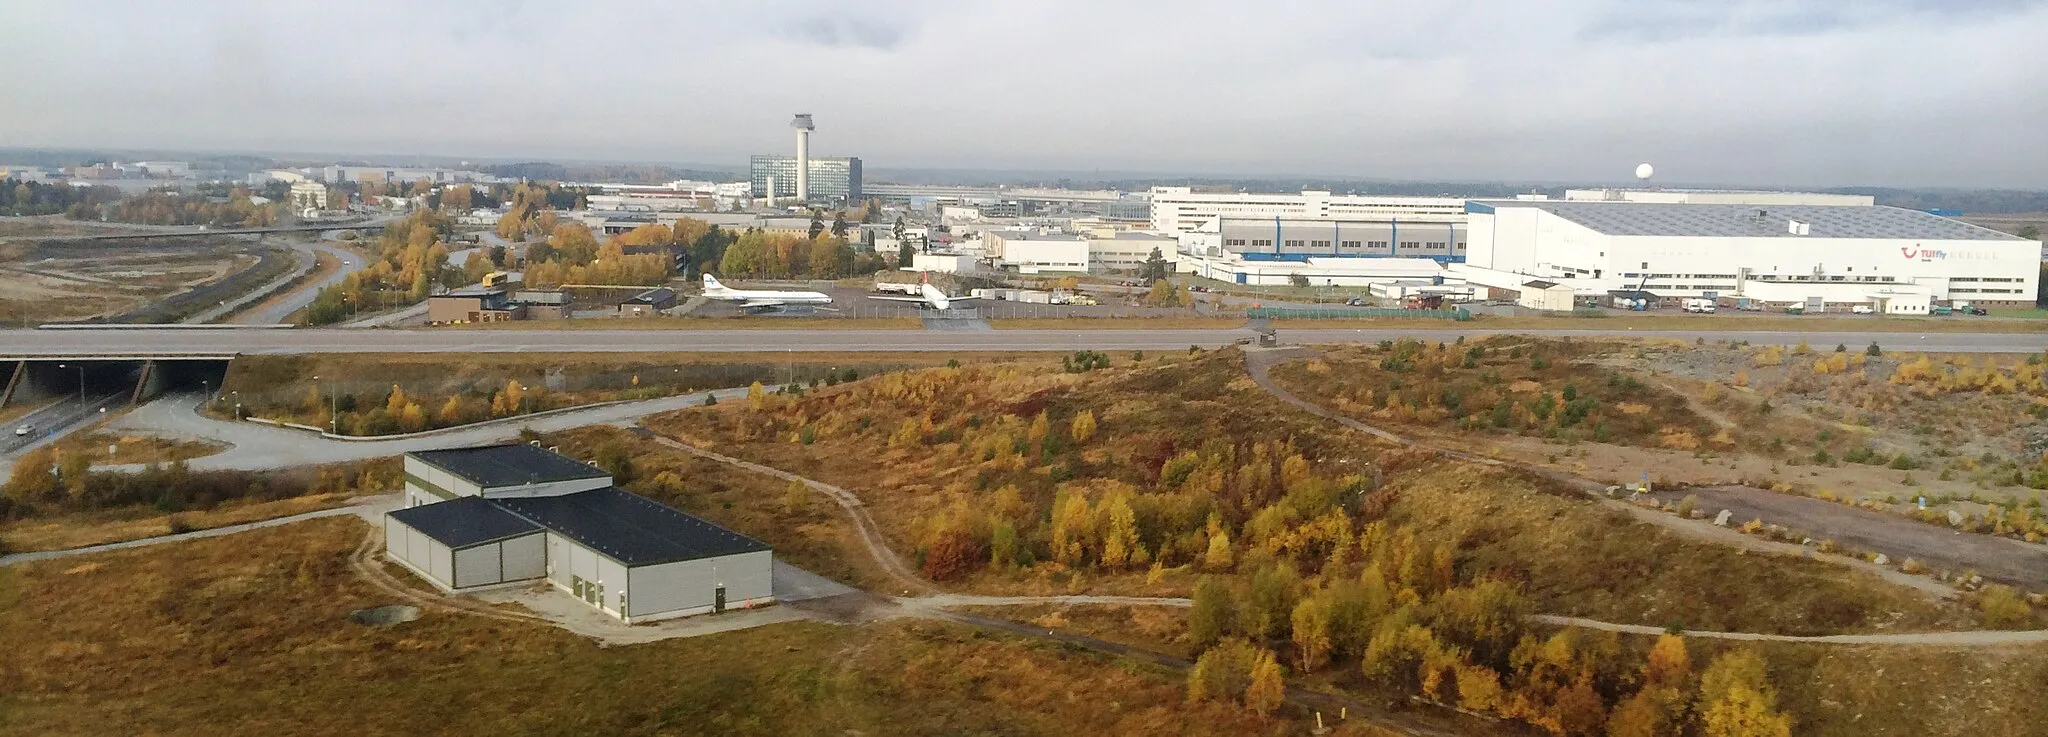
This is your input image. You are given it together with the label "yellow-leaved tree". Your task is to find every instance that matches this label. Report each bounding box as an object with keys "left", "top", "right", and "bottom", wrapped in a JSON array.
[{"left": 1698, "top": 649, "right": 1792, "bottom": 737}]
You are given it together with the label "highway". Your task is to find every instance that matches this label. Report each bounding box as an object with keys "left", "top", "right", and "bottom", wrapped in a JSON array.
[
  {"left": 1, "top": 391, "right": 125, "bottom": 457},
  {"left": 232, "top": 240, "right": 367, "bottom": 325},
  {"left": 1, "top": 326, "right": 2044, "bottom": 357}
]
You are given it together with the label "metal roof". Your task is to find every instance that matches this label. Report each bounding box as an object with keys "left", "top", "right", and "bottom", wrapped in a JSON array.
[
  {"left": 388, "top": 496, "right": 542, "bottom": 549},
  {"left": 409, "top": 444, "right": 610, "bottom": 488},
  {"left": 1476, "top": 201, "right": 2022, "bottom": 241},
  {"left": 492, "top": 488, "right": 770, "bottom": 567},
  {"left": 622, "top": 287, "right": 676, "bottom": 304}
]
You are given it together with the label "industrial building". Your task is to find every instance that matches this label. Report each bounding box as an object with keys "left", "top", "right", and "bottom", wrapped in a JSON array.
[
  {"left": 1149, "top": 187, "right": 1467, "bottom": 233},
  {"left": 750, "top": 155, "right": 862, "bottom": 205},
  {"left": 985, "top": 229, "right": 1089, "bottom": 274},
  {"left": 618, "top": 287, "right": 677, "bottom": 316},
  {"left": 1561, "top": 188, "right": 1875, "bottom": 206},
  {"left": 385, "top": 444, "right": 773, "bottom": 623},
  {"left": 1459, "top": 200, "right": 2041, "bottom": 309}
]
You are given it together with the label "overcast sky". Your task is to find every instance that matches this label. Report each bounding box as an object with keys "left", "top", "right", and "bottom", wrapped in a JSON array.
[{"left": 5, "top": 0, "right": 2046, "bottom": 188}]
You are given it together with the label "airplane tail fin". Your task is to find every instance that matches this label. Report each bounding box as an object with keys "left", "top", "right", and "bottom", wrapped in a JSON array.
[{"left": 701, "top": 273, "right": 723, "bottom": 290}]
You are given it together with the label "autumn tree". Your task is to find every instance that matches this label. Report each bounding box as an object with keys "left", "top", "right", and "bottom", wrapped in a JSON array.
[
  {"left": 437, "top": 395, "right": 464, "bottom": 425},
  {"left": 1070, "top": 409, "right": 1096, "bottom": 443},
  {"left": 399, "top": 402, "right": 428, "bottom": 432},
  {"left": 1188, "top": 637, "right": 1262, "bottom": 707},
  {"left": 1099, "top": 491, "right": 1139, "bottom": 568},
  {"left": 1189, "top": 577, "right": 1235, "bottom": 651},
  {"left": 1697, "top": 649, "right": 1792, "bottom": 737},
  {"left": 1245, "top": 648, "right": 1286, "bottom": 717},
  {"left": 4, "top": 447, "right": 59, "bottom": 503}
]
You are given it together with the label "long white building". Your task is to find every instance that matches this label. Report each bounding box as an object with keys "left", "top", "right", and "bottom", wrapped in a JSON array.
[
  {"left": 1149, "top": 187, "right": 1467, "bottom": 233},
  {"left": 1461, "top": 200, "right": 2040, "bottom": 308}
]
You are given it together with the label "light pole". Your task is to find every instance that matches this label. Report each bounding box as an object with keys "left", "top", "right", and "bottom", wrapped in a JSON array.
[{"left": 314, "top": 375, "right": 336, "bottom": 434}]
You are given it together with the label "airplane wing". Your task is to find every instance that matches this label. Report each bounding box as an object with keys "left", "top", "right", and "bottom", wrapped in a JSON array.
[
  {"left": 740, "top": 299, "right": 790, "bottom": 308},
  {"left": 866, "top": 295, "right": 930, "bottom": 303},
  {"left": 943, "top": 295, "right": 980, "bottom": 302}
]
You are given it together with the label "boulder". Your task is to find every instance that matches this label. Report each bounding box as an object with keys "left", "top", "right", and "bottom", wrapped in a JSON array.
[
  {"left": 1713, "top": 509, "right": 1733, "bottom": 527},
  {"left": 1948, "top": 510, "right": 1965, "bottom": 527},
  {"left": 1873, "top": 553, "right": 1890, "bottom": 566}
]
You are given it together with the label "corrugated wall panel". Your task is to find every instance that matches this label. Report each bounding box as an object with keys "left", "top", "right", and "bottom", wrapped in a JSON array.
[
  {"left": 717, "top": 551, "right": 775, "bottom": 603},
  {"left": 546, "top": 533, "right": 574, "bottom": 586},
  {"left": 626, "top": 559, "right": 712, "bottom": 617},
  {"left": 383, "top": 516, "right": 408, "bottom": 560},
  {"left": 596, "top": 556, "right": 629, "bottom": 614},
  {"left": 453, "top": 544, "right": 502, "bottom": 589},
  {"left": 427, "top": 540, "right": 453, "bottom": 585},
  {"left": 501, "top": 534, "right": 546, "bottom": 581}
]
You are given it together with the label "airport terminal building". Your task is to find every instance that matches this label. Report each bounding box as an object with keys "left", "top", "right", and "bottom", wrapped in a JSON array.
[
  {"left": 385, "top": 444, "right": 773, "bottom": 623},
  {"left": 1456, "top": 200, "right": 2041, "bottom": 310}
]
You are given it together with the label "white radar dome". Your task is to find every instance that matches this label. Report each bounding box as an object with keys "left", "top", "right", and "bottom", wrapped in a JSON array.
[{"left": 1635, "top": 163, "right": 1654, "bottom": 180}]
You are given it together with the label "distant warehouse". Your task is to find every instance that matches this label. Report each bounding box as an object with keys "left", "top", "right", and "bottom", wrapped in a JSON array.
[
  {"left": 1456, "top": 199, "right": 2041, "bottom": 310},
  {"left": 385, "top": 444, "right": 772, "bottom": 623}
]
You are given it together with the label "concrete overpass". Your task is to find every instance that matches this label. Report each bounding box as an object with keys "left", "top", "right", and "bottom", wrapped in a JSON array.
[{"left": 1, "top": 326, "right": 2044, "bottom": 359}]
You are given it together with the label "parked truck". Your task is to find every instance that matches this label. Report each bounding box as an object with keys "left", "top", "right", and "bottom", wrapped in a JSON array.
[{"left": 1682, "top": 298, "right": 1717, "bottom": 313}]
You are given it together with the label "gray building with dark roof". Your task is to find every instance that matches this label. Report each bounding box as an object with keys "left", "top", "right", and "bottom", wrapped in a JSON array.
[{"left": 385, "top": 444, "right": 774, "bottom": 622}]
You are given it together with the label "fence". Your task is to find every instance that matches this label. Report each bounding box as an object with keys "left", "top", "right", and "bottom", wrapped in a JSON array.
[{"left": 1246, "top": 307, "right": 1472, "bottom": 321}]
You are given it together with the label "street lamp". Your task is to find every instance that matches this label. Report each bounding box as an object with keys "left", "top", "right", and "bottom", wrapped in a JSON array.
[{"left": 314, "top": 375, "right": 337, "bottom": 434}]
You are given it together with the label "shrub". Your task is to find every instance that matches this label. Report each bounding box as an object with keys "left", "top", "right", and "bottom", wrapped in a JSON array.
[
  {"left": 1888, "top": 454, "right": 1920, "bottom": 470},
  {"left": 1867, "top": 342, "right": 1883, "bottom": 356},
  {"left": 167, "top": 515, "right": 195, "bottom": 535},
  {"left": 1979, "top": 585, "right": 2036, "bottom": 629},
  {"left": 1900, "top": 558, "right": 1927, "bottom": 574},
  {"left": 1835, "top": 343, "right": 1847, "bottom": 353},
  {"left": 1676, "top": 495, "right": 1699, "bottom": 518}
]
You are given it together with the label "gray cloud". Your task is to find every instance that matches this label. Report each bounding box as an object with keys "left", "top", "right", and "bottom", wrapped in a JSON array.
[
  {"left": 1, "top": 0, "right": 2044, "bottom": 188},
  {"left": 790, "top": 18, "right": 909, "bottom": 49}
]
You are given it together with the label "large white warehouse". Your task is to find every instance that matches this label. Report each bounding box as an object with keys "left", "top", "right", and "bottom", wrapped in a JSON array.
[
  {"left": 1461, "top": 200, "right": 2040, "bottom": 308},
  {"left": 1149, "top": 187, "right": 1467, "bottom": 233},
  {"left": 385, "top": 444, "right": 773, "bottom": 623}
]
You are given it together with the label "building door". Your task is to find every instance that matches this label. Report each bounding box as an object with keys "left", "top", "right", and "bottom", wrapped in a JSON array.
[{"left": 714, "top": 585, "right": 727, "bottom": 613}]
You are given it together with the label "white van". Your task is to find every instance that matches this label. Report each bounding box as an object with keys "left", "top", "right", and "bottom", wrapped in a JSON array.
[{"left": 1682, "top": 298, "right": 1717, "bottom": 313}]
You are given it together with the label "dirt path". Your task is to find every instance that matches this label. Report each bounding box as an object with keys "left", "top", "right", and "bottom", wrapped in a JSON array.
[
  {"left": 644, "top": 432, "right": 933, "bottom": 595},
  {"left": 1530, "top": 615, "right": 2048, "bottom": 645},
  {"left": 1648, "top": 484, "right": 2048, "bottom": 588},
  {"left": 1240, "top": 347, "right": 1961, "bottom": 599},
  {"left": 0, "top": 493, "right": 397, "bottom": 567}
]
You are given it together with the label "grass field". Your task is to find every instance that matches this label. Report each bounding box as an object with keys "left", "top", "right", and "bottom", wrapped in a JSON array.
[
  {"left": 0, "top": 517, "right": 1307, "bottom": 737},
  {"left": 0, "top": 493, "right": 352, "bottom": 553},
  {"left": 53, "top": 432, "right": 225, "bottom": 467}
]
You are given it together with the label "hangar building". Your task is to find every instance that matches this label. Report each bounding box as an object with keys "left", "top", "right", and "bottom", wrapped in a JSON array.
[
  {"left": 1459, "top": 200, "right": 2040, "bottom": 309},
  {"left": 385, "top": 444, "right": 773, "bottom": 623}
]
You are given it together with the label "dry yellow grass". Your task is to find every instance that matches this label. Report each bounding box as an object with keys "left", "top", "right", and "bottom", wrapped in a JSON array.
[
  {"left": 0, "top": 516, "right": 1291, "bottom": 737},
  {"left": 0, "top": 493, "right": 351, "bottom": 552},
  {"left": 52, "top": 432, "right": 224, "bottom": 467}
]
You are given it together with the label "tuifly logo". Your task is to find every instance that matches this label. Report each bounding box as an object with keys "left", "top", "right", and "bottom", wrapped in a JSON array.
[{"left": 1900, "top": 244, "right": 1945, "bottom": 261}]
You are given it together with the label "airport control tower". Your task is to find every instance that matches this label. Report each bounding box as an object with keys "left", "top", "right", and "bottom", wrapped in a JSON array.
[{"left": 791, "top": 114, "right": 814, "bottom": 204}]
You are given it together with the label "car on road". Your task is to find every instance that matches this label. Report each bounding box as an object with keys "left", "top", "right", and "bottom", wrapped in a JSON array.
[
  {"left": 14, "top": 423, "right": 33, "bottom": 437},
  {"left": 1851, "top": 304, "right": 1875, "bottom": 314},
  {"left": 1969, "top": 306, "right": 1989, "bottom": 316}
]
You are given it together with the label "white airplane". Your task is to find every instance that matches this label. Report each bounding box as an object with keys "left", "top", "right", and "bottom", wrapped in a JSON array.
[
  {"left": 866, "top": 273, "right": 980, "bottom": 310},
  {"left": 699, "top": 274, "right": 833, "bottom": 312}
]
